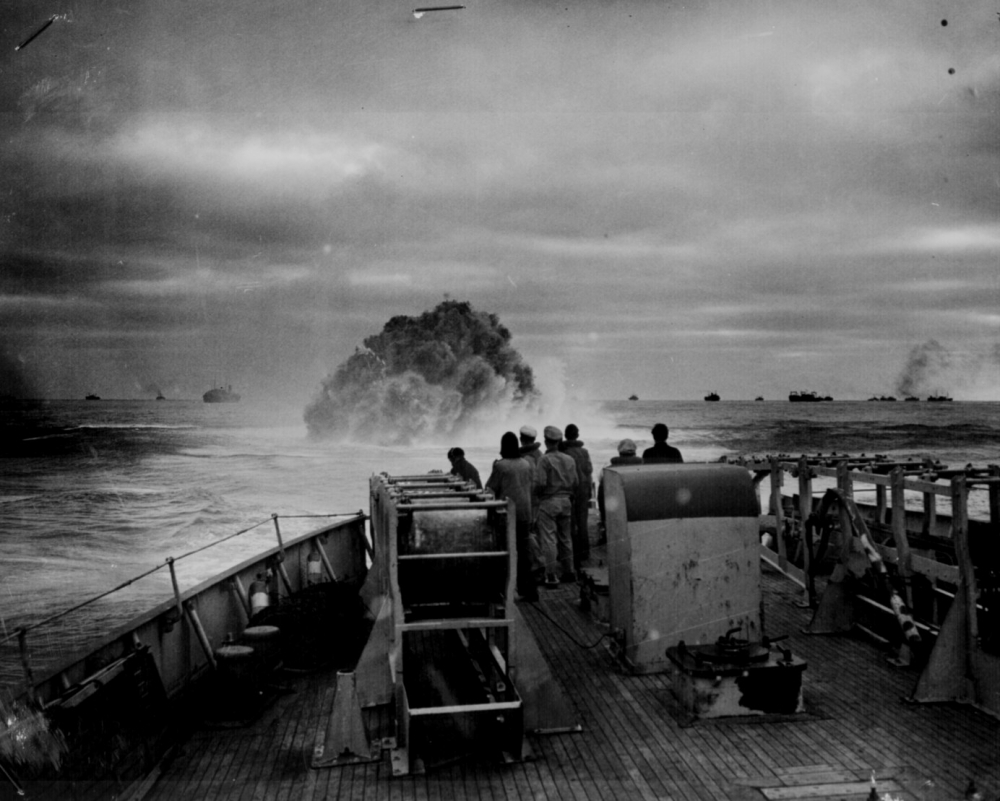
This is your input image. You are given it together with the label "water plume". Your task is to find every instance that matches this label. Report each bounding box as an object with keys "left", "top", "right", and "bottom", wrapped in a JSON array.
[{"left": 304, "top": 300, "right": 540, "bottom": 445}]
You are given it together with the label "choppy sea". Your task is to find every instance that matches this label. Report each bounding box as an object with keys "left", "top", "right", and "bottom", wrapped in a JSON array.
[{"left": 3, "top": 397, "right": 999, "bottom": 689}]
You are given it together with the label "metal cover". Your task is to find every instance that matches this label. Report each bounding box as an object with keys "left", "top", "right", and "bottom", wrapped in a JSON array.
[{"left": 604, "top": 463, "right": 759, "bottom": 522}]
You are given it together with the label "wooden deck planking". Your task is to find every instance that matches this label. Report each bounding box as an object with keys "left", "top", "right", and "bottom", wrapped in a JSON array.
[
  {"left": 140, "top": 563, "right": 1000, "bottom": 801},
  {"left": 525, "top": 595, "right": 678, "bottom": 801}
]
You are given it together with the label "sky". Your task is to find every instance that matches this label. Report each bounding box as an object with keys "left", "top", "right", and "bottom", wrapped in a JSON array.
[{"left": 1, "top": 0, "right": 999, "bottom": 406}]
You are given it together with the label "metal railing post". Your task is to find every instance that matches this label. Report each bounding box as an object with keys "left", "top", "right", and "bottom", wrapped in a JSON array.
[
  {"left": 166, "top": 557, "right": 185, "bottom": 628},
  {"left": 185, "top": 602, "right": 218, "bottom": 671},
  {"left": 316, "top": 535, "right": 338, "bottom": 582},
  {"left": 230, "top": 575, "right": 251, "bottom": 622},
  {"left": 271, "top": 514, "right": 294, "bottom": 596}
]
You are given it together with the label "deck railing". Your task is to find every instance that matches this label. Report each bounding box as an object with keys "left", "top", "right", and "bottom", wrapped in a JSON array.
[
  {"left": 734, "top": 454, "right": 1000, "bottom": 718},
  {"left": 2, "top": 510, "right": 369, "bottom": 705}
]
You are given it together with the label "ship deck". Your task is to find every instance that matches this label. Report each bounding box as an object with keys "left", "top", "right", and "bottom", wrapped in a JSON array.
[{"left": 142, "top": 562, "right": 1000, "bottom": 801}]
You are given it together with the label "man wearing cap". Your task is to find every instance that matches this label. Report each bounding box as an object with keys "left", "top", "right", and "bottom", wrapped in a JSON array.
[
  {"left": 518, "top": 425, "right": 543, "bottom": 466},
  {"left": 597, "top": 439, "right": 643, "bottom": 542},
  {"left": 534, "top": 425, "right": 579, "bottom": 585},
  {"left": 559, "top": 424, "right": 593, "bottom": 571}
]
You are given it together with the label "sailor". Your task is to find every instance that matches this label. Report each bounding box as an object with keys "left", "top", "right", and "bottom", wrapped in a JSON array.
[
  {"left": 641, "top": 423, "right": 683, "bottom": 464},
  {"left": 518, "top": 424, "right": 545, "bottom": 582},
  {"left": 447, "top": 447, "right": 482, "bottom": 488},
  {"left": 534, "top": 425, "right": 579, "bottom": 586},
  {"left": 485, "top": 432, "right": 537, "bottom": 601},
  {"left": 597, "top": 438, "right": 643, "bottom": 542},
  {"left": 559, "top": 424, "right": 593, "bottom": 571},
  {"left": 518, "top": 425, "right": 543, "bottom": 466}
]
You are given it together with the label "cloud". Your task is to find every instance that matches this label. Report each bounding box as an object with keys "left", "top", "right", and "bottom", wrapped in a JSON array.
[
  {"left": 1, "top": 0, "right": 999, "bottom": 401},
  {"left": 888, "top": 225, "right": 1000, "bottom": 253}
]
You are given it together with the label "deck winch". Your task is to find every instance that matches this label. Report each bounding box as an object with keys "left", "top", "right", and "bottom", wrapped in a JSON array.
[{"left": 313, "top": 471, "right": 578, "bottom": 775}]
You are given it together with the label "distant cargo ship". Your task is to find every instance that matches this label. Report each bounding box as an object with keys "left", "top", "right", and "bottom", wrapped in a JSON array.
[
  {"left": 628, "top": 394, "right": 639, "bottom": 401},
  {"left": 704, "top": 391, "right": 720, "bottom": 401},
  {"left": 788, "top": 391, "right": 832, "bottom": 402},
  {"left": 927, "top": 395, "right": 954, "bottom": 402},
  {"left": 203, "top": 385, "right": 241, "bottom": 403},
  {"left": 85, "top": 394, "right": 101, "bottom": 400}
]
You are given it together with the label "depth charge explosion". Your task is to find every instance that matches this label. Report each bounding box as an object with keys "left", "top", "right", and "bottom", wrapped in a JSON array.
[{"left": 304, "top": 301, "right": 538, "bottom": 444}]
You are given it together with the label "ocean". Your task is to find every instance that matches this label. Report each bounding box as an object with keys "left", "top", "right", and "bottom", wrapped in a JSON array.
[{"left": 3, "top": 397, "right": 999, "bottom": 690}]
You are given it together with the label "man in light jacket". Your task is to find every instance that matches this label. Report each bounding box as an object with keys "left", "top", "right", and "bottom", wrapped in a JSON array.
[{"left": 534, "top": 425, "right": 579, "bottom": 586}]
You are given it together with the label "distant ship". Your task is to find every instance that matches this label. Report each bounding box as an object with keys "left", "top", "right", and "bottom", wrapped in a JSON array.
[
  {"left": 868, "top": 395, "right": 897, "bottom": 402},
  {"left": 755, "top": 396, "right": 764, "bottom": 402},
  {"left": 203, "top": 385, "right": 241, "bottom": 403},
  {"left": 156, "top": 394, "right": 166, "bottom": 401},
  {"left": 788, "top": 391, "right": 832, "bottom": 402},
  {"left": 927, "top": 395, "right": 954, "bottom": 402},
  {"left": 628, "top": 394, "right": 639, "bottom": 401},
  {"left": 85, "top": 394, "right": 101, "bottom": 400},
  {"left": 904, "top": 396, "right": 920, "bottom": 402},
  {"left": 704, "top": 392, "right": 720, "bottom": 401}
]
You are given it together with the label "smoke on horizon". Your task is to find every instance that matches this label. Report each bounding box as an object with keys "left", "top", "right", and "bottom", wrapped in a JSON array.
[
  {"left": 304, "top": 300, "right": 541, "bottom": 445},
  {"left": 0, "top": 348, "right": 37, "bottom": 399},
  {"left": 895, "top": 339, "right": 1000, "bottom": 400}
]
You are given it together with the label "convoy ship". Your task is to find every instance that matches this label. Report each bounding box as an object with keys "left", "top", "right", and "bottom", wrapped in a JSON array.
[
  {"left": 788, "top": 391, "right": 833, "bottom": 402},
  {"left": 3, "top": 459, "right": 998, "bottom": 801},
  {"left": 202, "top": 385, "right": 241, "bottom": 403}
]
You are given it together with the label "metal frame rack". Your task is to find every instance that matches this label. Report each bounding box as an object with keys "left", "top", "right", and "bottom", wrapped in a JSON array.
[{"left": 370, "top": 473, "right": 522, "bottom": 775}]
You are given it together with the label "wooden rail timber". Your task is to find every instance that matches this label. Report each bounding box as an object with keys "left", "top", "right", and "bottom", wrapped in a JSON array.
[{"left": 910, "top": 476, "right": 1000, "bottom": 719}]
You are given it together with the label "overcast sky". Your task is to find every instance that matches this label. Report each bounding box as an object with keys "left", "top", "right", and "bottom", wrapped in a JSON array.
[{"left": 2, "top": 0, "right": 998, "bottom": 404}]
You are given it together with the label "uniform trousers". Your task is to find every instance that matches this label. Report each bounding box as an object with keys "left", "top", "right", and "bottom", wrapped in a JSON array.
[{"left": 536, "top": 495, "right": 574, "bottom": 578}]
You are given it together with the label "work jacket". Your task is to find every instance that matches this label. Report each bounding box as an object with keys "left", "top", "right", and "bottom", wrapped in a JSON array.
[
  {"left": 559, "top": 439, "right": 594, "bottom": 498},
  {"left": 534, "top": 449, "right": 579, "bottom": 501},
  {"left": 519, "top": 442, "right": 543, "bottom": 466},
  {"left": 450, "top": 457, "right": 482, "bottom": 488},
  {"left": 642, "top": 442, "right": 683, "bottom": 464},
  {"left": 485, "top": 457, "right": 534, "bottom": 522}
]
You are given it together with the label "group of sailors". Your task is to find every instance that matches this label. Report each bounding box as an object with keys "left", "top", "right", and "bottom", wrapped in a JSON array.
[{"left": 446, "top": 422, "right": 683, "bottom": 602}]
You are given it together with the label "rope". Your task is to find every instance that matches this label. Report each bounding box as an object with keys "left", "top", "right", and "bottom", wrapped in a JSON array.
[{"left": 0, "top": 511, "right": 366, "bottom": 647}]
